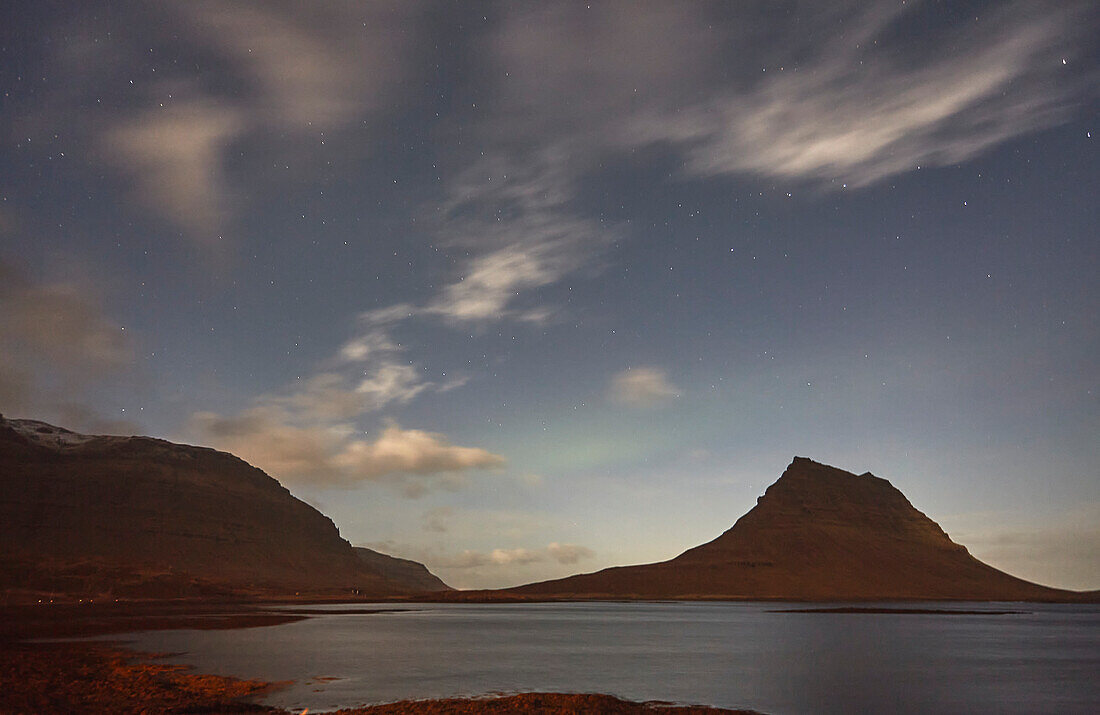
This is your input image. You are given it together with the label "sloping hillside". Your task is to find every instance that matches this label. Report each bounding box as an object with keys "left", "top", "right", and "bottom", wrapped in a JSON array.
[
  {"left": 0, "top": 415, "right": 394, "bottom": 599},
  {"left": 511, "top": 457, "right": 1087, "bottom": 601}
]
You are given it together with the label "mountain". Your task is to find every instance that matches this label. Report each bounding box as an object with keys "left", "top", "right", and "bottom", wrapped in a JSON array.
[
  {"left": 0, "top": 415, "right": 420, "bottom": 600},
  {"left": 510, "top": 457, "right": 1088, "bottom": 601},
  {"left": 354, "top": 547, "right": 452, "bottom": 592}
]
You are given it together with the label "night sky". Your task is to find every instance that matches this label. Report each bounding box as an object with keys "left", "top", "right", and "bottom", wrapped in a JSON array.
[{"left": 2, "top": 1, "right": 1097, "bottom": 589}]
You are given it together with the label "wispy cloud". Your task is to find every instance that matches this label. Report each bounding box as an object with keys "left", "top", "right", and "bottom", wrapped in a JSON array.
[
  {"left": 422, "top": 507, "right": 454, "bottom": 533},
  {"left": 402, "top": 0, "right": 1093, "bottom": 337},
  {"left": 334, "top": 422, "right": 505, "bottom": 490},
  {"left": 424, "top": 145, "right": 616, "bottom": 325},
  {"left": 182, "top": 1, "right": 418, "bottom": 129},
  {"left": 489, "top": 2, "right": 722, "bottom": 141},
  {"left": 355, "top": 364, "right": 431, "bottom": 411},
  {"left": 266, "top": 372, "right": 370, "bottom": 422},
  {"left": 0, "top": 265, "right": 131, "bottom": 374},
  {"left": 0, "top": 259, "right": 136, "bottom": 432},
  {"left": 190, "top": 405, "right": 346, "bottom": 479},
  {"left": 325, "top": 145, "right": 616, "bottom": 331},
  {"left": 263, "top": 331, "right": 436, "bottom": 421},
  {"left": 427, "top": 237, "right": 588, "bottom": 323},
  {"left": 365, "top": 527, "right": 596, "bottom": 589},
  {"left": 546, "top": 542, "right": 597, "bottom": 565},
  {"left": 628, "top": 3, "right": 1088, "bottom": 188},
  {"left": 609, "top": 367, "right": 680, "bottom": 408},
  {"left": 44, "top": 1, "right": 425, "bottom": 251},
  {"left": 490, "top": 1, "right": 1092, "bottom": 190},
  {"left": 105, "top": 99, "right": 243, "bottom": 251},
  {"left": 418, "top": 542, "right": 594, "bottom": 570},
  {"left": 24, "top": 0, "right": 1093, "bottom": 270},
  {"left": 188, "top": 312, "right": 497, "bottom": 493},
  {"left": 190, "top": 410, "right": 504, "bottom": 495}
]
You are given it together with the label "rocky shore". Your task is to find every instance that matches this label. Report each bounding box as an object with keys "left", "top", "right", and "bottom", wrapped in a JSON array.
[{"left": 0, "top": 602, "right": 755, "bottom": 714}]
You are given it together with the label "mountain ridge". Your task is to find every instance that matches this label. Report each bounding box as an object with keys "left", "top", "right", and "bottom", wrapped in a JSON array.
[
  {"left": 506, "top": 457, "right": 1093, "bottom": 601},
  {"left": 4, "top": 417, "right": 1091, "bottom": 602},
  {"left": 353, "top": 547, "right": 453, "bottom": 592},
  {"left": 0, "top": 415, "right": 450, "bottom": 600}
]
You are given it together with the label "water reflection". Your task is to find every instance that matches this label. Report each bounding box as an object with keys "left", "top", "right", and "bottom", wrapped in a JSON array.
[{"left": 127, "top": 601, "right": 1100, "bottom": 714}]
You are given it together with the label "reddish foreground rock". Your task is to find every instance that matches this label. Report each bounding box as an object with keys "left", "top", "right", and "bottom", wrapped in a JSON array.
[
  {"left": 0, "top": 599, "right": 757, "bottom": 714},
  {"left": 0, "top": 641, "right": 281, "bottom": 714},
  {"left": 508, "top": 457, "right": 1092, "bottom": 601},
  {"left": 0, "top": 641, "right": 753, "bottom": 714}
]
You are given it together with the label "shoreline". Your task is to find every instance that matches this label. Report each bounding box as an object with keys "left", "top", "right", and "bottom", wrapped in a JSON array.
[
  {"left": 0, "top": 602, "right": 757, "bottom": 714},
  {"left": 6, "top": 597, "right": 1094, "bottom": 713},
  {"left": 2, "top": 643, "right": 755, "bottom": 714},
  {"left": 1, "top": 595, "right": 1071, "bottom": 644}
]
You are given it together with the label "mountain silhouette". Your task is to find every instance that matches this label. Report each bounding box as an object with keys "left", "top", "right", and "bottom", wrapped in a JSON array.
[
  {"left": 510, "top": 457, "right": 1092, "bottom": 600},
  {"left": 0, "top": 415, "right": 449, "bottom": 600}
]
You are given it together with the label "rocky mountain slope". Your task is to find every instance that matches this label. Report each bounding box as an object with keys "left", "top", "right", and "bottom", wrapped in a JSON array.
[
  {"left": 511, "top": 457, "right": 1088, "bottom": 601},
  {"left": 353, "top": 547, "right": 452, "bottom": 592},
  {"left": 0, "top": 415, "right": 443, "bottom": 599}
]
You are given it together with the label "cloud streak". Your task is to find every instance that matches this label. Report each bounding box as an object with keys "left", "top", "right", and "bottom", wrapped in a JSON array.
[
  {"left": 0, "top": 259, "right": 136, "bottom": 432},
  {"left": 627, "top": 3, "right": 1088, "bottom": 188},
  {"left": 609, "top": 368, "right": 680, "bottom": 408},
  {"left": 334, "top": 422, "right": 504, "bottom": 484},
  {"left": 44, "top": 1, "right": 425, "bottom": 250},
  {"left": 191, "top": 410, "right": 504, "bottom": 494},
  {"left": 188, "top": 314, "right": 498, "bottom": 493},
  {"left": 182, "top": 1, "right": 418, "bottom": 129},
  {"left": 105, "top": 100, "right": 244, "bottom": 250},
  {"left": 372, "top": 0, "right": 1093, "bottom": 341},
  {"left": 423, "top": 144, "right": 617, "bottom": 325},
  {"left": 427, "top": 235, "right": 588, "bottom": 324},
  {"left": 364, "top": 538, "right": 597, "bottom": 589},
  {"left": 428, "top": 542, "right": 595, "bottom": 570},
  {"left": 490, "top": 1, "right": 1092, "bottom": 190}
]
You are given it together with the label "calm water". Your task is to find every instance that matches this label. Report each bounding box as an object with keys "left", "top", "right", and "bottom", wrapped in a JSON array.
[{"left": 122, "top": 601, "right": 1099, "bottom": 714}]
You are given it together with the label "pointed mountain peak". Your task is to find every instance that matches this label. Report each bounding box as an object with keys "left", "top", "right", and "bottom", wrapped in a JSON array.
[
  {"left": 760, "top": 457, "right": 905, "bottom": 515},
  {"left": 511, "top": 457, "right": 1083, "bottom": 600}
]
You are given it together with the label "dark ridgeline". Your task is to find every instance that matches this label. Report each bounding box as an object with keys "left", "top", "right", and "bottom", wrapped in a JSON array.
[
  {"left": 509, "top": 457, "right": 1093, "bottom": 601},
  {"left": 3, "top": 414, "right": 1093, "bottom": 603},
  {"left": 0, "top": 415, "right": 450, "bottom": 600},
  {"left": 354, "top": 547, "right": 453, "bottom": 592}
]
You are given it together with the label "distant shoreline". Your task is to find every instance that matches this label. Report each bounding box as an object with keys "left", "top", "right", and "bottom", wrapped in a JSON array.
[
  {"left": 769, "top": 606, "right": 1026, "bottom": 614},
  {"left": 3, "top": 592, "right": 1094, "bottom": 640},
  {"left": 6, "top": 586, "right": 1097, "bottom": 610},
  {"left": 5, "top": 598, "right": 1096, "bottom": 713},
  {"left": 0, "top": 639, "right": 755, "bottom": 714},
  {"left": 0, "top": 596, "right": 1073, "bottom": 644},
  {"left": 1, "top": 602, "right": 758, "bottom": 713}
]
